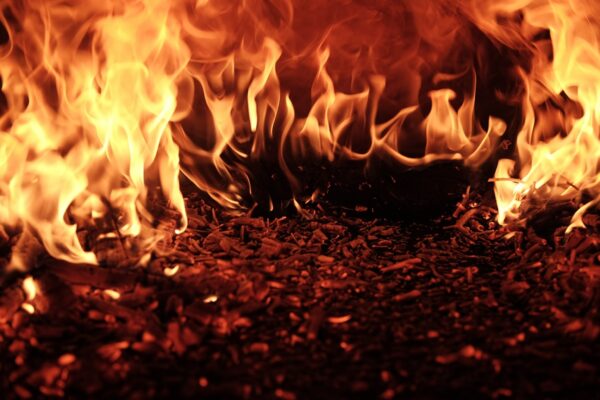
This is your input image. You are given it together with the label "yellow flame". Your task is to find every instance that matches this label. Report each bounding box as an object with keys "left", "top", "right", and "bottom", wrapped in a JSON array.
[
  {"left": 484, "top": 0, "right": 600, "bottom": 227},
  {"left": 22, "top": 276, "right": 38, "bottom": 301}
]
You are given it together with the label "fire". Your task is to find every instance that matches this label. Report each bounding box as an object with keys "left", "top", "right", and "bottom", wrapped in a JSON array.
[
  {"left": 486, "top": 0, "right": 600, "bottom": 229},
  {"left": 0, "top": 0, "right": 598, "bottom": 265}
]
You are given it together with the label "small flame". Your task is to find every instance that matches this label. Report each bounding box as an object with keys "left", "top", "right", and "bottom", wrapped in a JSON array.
[
  {"left": 21, "top": 276, "right": 40, "bottom": 313},
  {"left": 22, "top": 276, "right": 38, "bottom": 301},
  {"left": 21, "top": 303, "right": 35, "bottom": 314}
]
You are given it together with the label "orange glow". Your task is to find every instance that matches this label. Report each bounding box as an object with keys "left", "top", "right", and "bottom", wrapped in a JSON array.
[{"left": 0, "top": 0, "right": 599, "bottom": 264}]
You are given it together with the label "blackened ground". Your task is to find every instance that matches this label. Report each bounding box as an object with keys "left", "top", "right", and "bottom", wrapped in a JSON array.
[{"left": 1, "top": 190, "right": 600, "bottom": 399}]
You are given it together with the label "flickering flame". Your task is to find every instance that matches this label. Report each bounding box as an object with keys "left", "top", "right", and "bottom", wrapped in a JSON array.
[
  {"left": 485, "top": 0, "right": 600, "bottom": 229},
  {"left": 0, "top": 0, "right": 598, "bottom": 264},
  {"left": 22, "top": 276, "right": 38, "bottom": 301}
]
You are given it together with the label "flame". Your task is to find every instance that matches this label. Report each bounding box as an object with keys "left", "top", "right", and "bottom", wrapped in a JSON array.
[
  {"left": 21, "top": 275, "right": 39, "bottom": 313},
  {"left": 22, "top": 276, "right": 38, "bottom": 301},
  {"left": 0, "top": 0, "right": 599, "bottom": 264},
  {"left": 482, "top": 0, "right": 600, "bottom": 228},
  {"left": 1, "top": 0, "right": 188, "bottom": 264}
]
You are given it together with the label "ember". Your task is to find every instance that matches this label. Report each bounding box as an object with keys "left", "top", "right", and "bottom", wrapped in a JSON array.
[{"left": 1, "top": 0, "right": 600, "bottom": 398}]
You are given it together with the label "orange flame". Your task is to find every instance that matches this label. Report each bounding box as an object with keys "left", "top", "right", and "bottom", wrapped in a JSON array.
[
  {"left": 480, "top": 0, "right": 600, "bottom": 229},
  {"left": 0, "top": 0, "right": 598, "bottom": 264}
]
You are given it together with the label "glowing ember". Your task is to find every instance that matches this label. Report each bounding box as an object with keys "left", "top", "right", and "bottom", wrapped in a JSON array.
[
  {"left": 103, "top": 289, "right": 121, "bottom": 300},
  {"left": 0, "top": 0, "right": 599, "bottom": 265},
  {"left": 203, "top": 295, "right": 218, "bottom": 304},
  {"left": 21, "top": 276, "right": 40, "bottom": 313},
  {"left": 163, "top": 265, "right": 180, "bottom": 277},
  {"left": 21, "top": 303, "right": 35, "bottom": 314},
  {"left": 22, "top": 276, "right": 38, "bottom": 301}
]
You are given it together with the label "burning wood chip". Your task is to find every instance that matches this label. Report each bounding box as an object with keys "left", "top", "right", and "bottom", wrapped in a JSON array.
[
  {"left": 312, "top": 230, "right": 328, "bottom": 243},
  {"left": 380, "top": 257, "right": 421, "bottom": 273},
  {"left": 97, "top": 341, "right": 129, "bottom": 361},
  {"left": 103, "top": 289, "right": 120, "bottom": 300},
  {"left": 322, "top": 223, "right": 346, "bottom": 235},
  {"left": 327, "top": 315, "right": 351, "bottom": 324},
  {"left": 57, "top": 353, "right": 76, "bottom": 366},
  {"left": 21, "top": 303, "right": 35, "bottom": 314},
  {"left": 203, "top": 294, "right": 218, "bottom": 303},
  {"left": 163, "top": 264, "right": 180, "bottom": 277},
  {"left": 317, "top": 255, "right": 335, "bottom": 264},
  {"left": 392, "top": 289, "right": 422, "bottom": 303},
  {"left": 248, "top": 342, "right": 270, "bottom": 353},
  {"left": 435, "top": 345, "right": 486, "bottom": 364}
]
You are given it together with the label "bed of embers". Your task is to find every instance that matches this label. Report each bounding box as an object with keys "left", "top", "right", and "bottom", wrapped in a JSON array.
[{"left": 1, "top": 177, "right": 599, "bottom": 400}]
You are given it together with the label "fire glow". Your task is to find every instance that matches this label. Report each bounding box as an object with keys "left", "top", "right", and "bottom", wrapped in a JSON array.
[{"left": 0, "top": 0, "right": 599, "bottom": 266}]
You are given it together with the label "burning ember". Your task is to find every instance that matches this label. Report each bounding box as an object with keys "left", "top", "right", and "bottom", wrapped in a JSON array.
[{"left": 1, "top": 0, "right": 600, "bottom": 398}]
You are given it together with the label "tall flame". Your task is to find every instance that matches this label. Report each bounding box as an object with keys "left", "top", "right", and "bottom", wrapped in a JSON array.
[
  {"left": 481, "top": 0, "right": 600, "bottom": 229},
  {"left": 0, "top": 0, "right": 599, "bottom": 265}
]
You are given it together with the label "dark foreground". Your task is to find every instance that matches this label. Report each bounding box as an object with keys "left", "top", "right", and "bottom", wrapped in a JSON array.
[{"left": 1, "top": 191, "right": 600, "bottom": 399}]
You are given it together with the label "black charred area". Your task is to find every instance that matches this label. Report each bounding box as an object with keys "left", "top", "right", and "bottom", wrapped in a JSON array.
[
  {"left": 204, "top": 158, "right": 472, "bottom": 218},
  {"left": 1, "top": 185, "right": 600, "bottom": 399}
]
